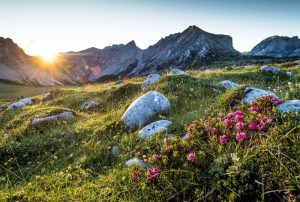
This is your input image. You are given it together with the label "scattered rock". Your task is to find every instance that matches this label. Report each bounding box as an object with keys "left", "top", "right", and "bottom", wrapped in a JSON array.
[
  {"left": 141, "top": 74, "right": 160, "bottom": 90},
  {"left": 121, "top": 91, "right": 171, "bottom": 129},
  {"left": 219, "top": 80, "right": 240, "bottom": 90},
  {"left": 125, "top": 158, "right": 151, "bottom": 170},
  {"left": 138, "top": 120, "right": 172, "bottom": 139},
  {"left": 212, "top": 88, "right": 222, "bottom": 93},
  {"left": 42, "top": 92, "right": 52, "bottom": 101},
  {"left": 7, "top": 98, "right": 32, "bottom": 110},
  {"left": 80, "top": 100, "right": 98, "bottom": 110},
  {"left": 111, "top": 146, "right": 120, "bottom": 156},
  {"left": 31, "top": 112, "right": 74, "bottom": 125},
  {"left": 277, "top": 100, "right": 300, "bottom": 112},
  {"left": 286, "top": 71, "right": 293, "bottom": 77},
  {"left": 170, "top": 68, "right": 186, "bottom": 75},
  {"left": 260, "top": 65, "right": 280, "bottom": 74},
  {"left": 243, "top": 87, "right": 278, "bottom": 104}
]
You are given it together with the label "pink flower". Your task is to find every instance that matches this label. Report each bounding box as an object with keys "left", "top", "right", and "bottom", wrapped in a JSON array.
[
  {"left": 147, "top": 167, "right": 160, "bottom": 181},
  {"left": 187, "top": 152, "right": 196, "bottom": 163},
  {"left": 257, "top": 124, "right": 267, "bottom": 131},
  {"left": 248, "top": 122, "right": 258, "bottom": 131},
  {"left": 177, "top": 144, "right": 183, "bottom": 151},
  {"left": 249, "top": 106, "right": 259, "bottom": 113},
  {"left": 131, "top": 170, "right": 139, "bottom": 181},
  {"left": 223, "top": 119, "right": 233, "bottom": 126},
  {"left": 152, "top": 154, "right": 160, "bottom": 162},
  {"left": 227, "top": 112, "right": 235, "bottom": 118},
  {"left": 165, "top": 145, "right": 172, "bottom": 153},
  {"left": 234, "top": 114, "right": 244, "bottom": 122},
  {"left": 185, "top": 133, "right": 193, "bottom": 140},
  {"left": 235, "top": 122, "right": 244, "bottom": 131},
  {"left": 219, "top": 135, "right": 228, "bottom": 144},
  {"left": 262, "top": 117, "right": 272, "bottom": 124},
  {"left": 234, "top": 110, "right": 243, "bottom": 115},
  {"left": 236, "top": 132, "right": 247, "bottom": 142},
  {"left": 211, "top": 128, "right": 218, "bottom": 135}
]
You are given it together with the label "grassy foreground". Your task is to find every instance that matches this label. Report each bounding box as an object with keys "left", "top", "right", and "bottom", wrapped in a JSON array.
[{"left": 0, "top": 62, "right": 299, "bottom": 201}]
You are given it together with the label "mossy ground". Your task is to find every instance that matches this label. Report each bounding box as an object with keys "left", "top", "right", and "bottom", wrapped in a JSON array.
[{"left": 0, "top": 63, "right": 299, "bottom": 201}]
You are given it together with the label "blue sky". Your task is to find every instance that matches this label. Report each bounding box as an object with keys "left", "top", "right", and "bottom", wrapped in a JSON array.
[{"left": 0, "top": 0, "right": 299, "bottom": 57}]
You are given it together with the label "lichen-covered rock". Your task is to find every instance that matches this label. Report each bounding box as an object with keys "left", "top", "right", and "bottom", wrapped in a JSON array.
[
  {"left": 111, "top": 146, "right": 120, "bottom": 156},
  {"left": 141, "top": 74, "right": 160, "bottom": 90},
  {"left": 243, "top": 88, "right": 278, "bottom": 104},
  {"left": 80, "top": 100, "right": 98, "bottom": 110},
  {"left": 286, "top": 71, "right": 293, "bottom": 77},
  {"left": 260, "top": 65, "right": 280, "bottom": 74},
  {"left": 170, "top": 68, "right": 186, "bottom": 75},
  {"left": 125, "top": 158, "right": 151, "bottom": 170},
  {"left": 138, "top": 120, "right": 172, "bottom": 139},
  {"left": 31, "top": 112, "right": 74, "bottom": 125},
  {"left": 219, "top": 80, "right": 240, "bottom": 89},
  {"left": 121, "top": 91, "right": 171, "bottom": 129},
  {"left": 277, "top": 100, "right": 300, "bottom": 112},
  {"left": 7, "top": 98, "right": 32, "bottom": 110}
]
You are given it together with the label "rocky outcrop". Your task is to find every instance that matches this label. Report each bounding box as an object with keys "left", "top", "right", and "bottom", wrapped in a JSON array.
[
  {"left": 248, "top": 36, "right": 300, "bottom": 57},
  {"left": 7, "top": 98, "right": 32, "bottom": 110},
  {"left": 260, "top": 65, "right": 280, "bottom": 74},
  {"left": 219, "top": 80, "right": 240, "bottom": 89}
]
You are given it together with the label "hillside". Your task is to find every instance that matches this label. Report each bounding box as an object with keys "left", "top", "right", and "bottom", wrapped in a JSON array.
[{"left": 0, "top": 62, "right": 299, "bottom": 201}]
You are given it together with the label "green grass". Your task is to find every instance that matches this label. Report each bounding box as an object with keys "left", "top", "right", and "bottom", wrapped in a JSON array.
[{"left": 0, "top": 63, "right": 299, "bottom": 201}]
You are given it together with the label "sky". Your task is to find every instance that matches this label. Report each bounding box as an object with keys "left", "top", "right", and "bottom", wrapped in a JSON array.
[{"left": 0, "top": 0, "right": 299, "bottom": 58}]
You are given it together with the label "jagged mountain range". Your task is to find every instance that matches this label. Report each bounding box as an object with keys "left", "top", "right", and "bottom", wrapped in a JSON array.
[{"left": 0, "top": 25, "right": 299, "bottom": 86}]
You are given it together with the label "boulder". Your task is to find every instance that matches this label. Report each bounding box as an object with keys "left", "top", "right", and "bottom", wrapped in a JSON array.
[
  {"left": 80, "top": 100, "right": 98, "bottom": 110},
  {"left": 7, "top": 98, "right": 32, "bottom": 110},
  {"left": 170, "top": 68, "right": 186, "bottom": 75},
  {"left": 138, "top": 120, "right": 172, "bottom": 139},
  {"left": 260, "top": 65, "right": 280, "bottom": 74},
  {"left": 111, "top": 146, "right": 120, "bottom": 156},
  {"left": 125, "top": 158, "right": 151, "bottom": 170},
  {"left": 141, "top": 74, "right": 160, "bottom": 90},
  {"left": 277, "top": 100, "right": 300, "bottom": 112},
  {"left": 219, "top": 80, "right": 240, "bottom": 90},
  {"left": 121, "top": 91, "right": 171, "bottom": 129},
  {"left": 243, "top": 88, "right": 278, "bottom": 104},
  {"left": 31, "top": 112, "right": 74, "bottom": 125}
]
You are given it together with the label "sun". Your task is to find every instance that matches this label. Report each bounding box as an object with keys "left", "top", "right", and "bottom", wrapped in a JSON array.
[{"left": 41, "top": 52, "right": 57, "bottom": 63}]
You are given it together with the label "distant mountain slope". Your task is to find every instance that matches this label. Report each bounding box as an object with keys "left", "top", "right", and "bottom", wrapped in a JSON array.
[{"left": 248, "top": 36, "right": 300, "bottom": 57}]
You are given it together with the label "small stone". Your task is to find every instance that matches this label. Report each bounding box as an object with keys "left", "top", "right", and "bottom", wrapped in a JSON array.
[
  {"left": 169, "top": 68, "right": 186, "bottom": 75},
  {"left": 286, "top": 71, "right": 293, "bottom": 77},
  {"left": 125, "top": 158, "right": 151, "bottom": 170},
  {"left": 243, "top": 88, "right": 278, "bottom": 104},
  {"left": 7, "top": 98, "right": 32, "bottom": 111},
  {"left": 31, "top": 112, "right": 74, "bottom": 125},
  {"left": 277, "top": 100, "right": 300, "bottom": 112},
  {"left": 219, "top": 80, "right": 240, "bottom": 90},
  {"left": 80, "top": 101, "right": 98, "bottom": 110},
  {"left": 141, "top": 74, "right": 160, "bottom": 90},
  {"left": 260, "top": 65, "right": 280, "bottom": 74},
  {"left": 138, "top": 120, "right": 172, "bottom": 139},
  {"left": 111, "top": 146, "right": 120, "bottom": 156}
]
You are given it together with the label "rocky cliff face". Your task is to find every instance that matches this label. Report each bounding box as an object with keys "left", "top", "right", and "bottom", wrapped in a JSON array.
[
  {"left": 248, "top": 36, "right": 300, "bottom": 57},
  {"left": 0, "top": 26, "right": 240, "bottom": 85}
]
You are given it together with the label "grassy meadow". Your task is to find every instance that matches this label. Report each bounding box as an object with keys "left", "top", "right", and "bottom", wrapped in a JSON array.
[{"left": 0, "top": 62, "right": 299, "bottom": 201}]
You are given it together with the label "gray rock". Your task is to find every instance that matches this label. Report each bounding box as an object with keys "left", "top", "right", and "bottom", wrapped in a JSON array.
[
  {"left": 243, "top": 87, "right": 278, "bottom": 104},
  {"left": 42, "top": 92, "right": 52, "bottom": 101},
  {"left": 80, "top": 100, "right": 98, "bottom": 110},
  {"left": 260, "top": 65, "right": 280, "bottom": 74},
  {"left": 286, "top": 71, "right": 293, "bottom": 77},
  {"left": 277, "top": 100, "right": 300, "bottom": 112},
  {"left": 31, "top": 112, "right": 74, "bottom": 125},
  {"left": 141, "top": 74, "right": 160, "bottom": 90},
  {"left": 170, "top": 68, "right": 186, "bottom": 75},
  {"left": 7, "top": 98, "right": 32, "bottom": 111},
  {"left": 138, "top": 120, "right": 172, "bottom": 139},
  {"left": 125, "top": 158, "right": 151, "bottom": 170},
  {"left": 219, "top": 80, "right": 240, "bottom": 89},
  {"left": 111, "top": 146, "right": 120, "bottom": 156},
  {"left": 121, "top": 91, "right": 171, "bottom": 129}
]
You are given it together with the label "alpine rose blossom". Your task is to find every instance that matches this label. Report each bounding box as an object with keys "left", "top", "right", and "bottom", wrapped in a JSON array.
[
  {"left": 147, "top": 167, "right": 160, "bottom": 181},
  {"left": 249, "top": 106, "right": 259, "bottom": 113},
  {"left": 235, "top": 122, "right": 244, "bottom": 131},
  {"left": 236, "top": 132, "right": 247, "bottom": 142},
  {"left": 234, "top": 114, "right": 244, "bottom": 122},
  {"left": 187, "top": 152, "right": 196, "bottom": 163},
  {"left": 165, "top": 145, "right": 172, "bottom": 153},
  {"left": 211, "top": 128, "right": 218, "bottom": 135},
  {"left": 223, "top": 119, "right": 233, "bottom": 126},
  {"left": 248, "top": 122, "right": 258, "bottom": 131},
  {"left": 131, "top": 170, "right": 139, "bottom": 181},
  {"left": 219, "top": 135, "right": 228, "bottom": 144}
]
